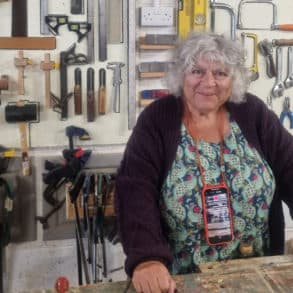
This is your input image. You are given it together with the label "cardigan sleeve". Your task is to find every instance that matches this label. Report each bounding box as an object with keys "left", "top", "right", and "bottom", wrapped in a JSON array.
[
  {"left": 228, "top": 93, "right": 293, "bottom": 254},
  {"left": 257, "top": 99, "right": 293, "bottom": 208},
  {"left": 229, "top": 94, "right": 293, "bottom": 206},
  {"left": 115, "top": 100, "right": 175, "bottom": 276}
]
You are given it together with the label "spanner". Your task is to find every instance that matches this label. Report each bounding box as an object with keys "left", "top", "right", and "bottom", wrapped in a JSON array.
[
  {"left": 271, "top": 47, "right": 285, "bottom": 98},
  {"left": 284, "top": 47, "right": 293, "bottom": 88},
  {"left": 107, "top": 62, "right": 125, "bottom": 113}
]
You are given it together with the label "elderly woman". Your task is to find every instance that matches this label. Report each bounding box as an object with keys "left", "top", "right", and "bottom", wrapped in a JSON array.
[{"left": 115, "top": 32, "right": 293, "bottom": 293}]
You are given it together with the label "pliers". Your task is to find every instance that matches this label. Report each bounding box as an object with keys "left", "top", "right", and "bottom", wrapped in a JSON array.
[{"left": 280, "top": 96, "right": 293, "bottom": 128}]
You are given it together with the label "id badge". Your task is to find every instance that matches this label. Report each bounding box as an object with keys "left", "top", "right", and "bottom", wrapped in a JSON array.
[{"left": 201, "top": 183, "right": 234, "bottom": 246}]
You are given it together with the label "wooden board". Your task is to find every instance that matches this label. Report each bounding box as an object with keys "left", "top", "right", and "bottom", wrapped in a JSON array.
[
  {"left": 21, "top": 255, "right": 293, "bottom": 293},
  {"left": 199, "top": 254, "right": 293, "bottom": 273},
  {"left": 0, "top": 37, "right": 56, "bottom": 50}
]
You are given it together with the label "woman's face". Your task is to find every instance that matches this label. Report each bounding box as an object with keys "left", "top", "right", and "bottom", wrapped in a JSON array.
[{"left": 182, "top": 58, "right": 233, "bottom": 114}]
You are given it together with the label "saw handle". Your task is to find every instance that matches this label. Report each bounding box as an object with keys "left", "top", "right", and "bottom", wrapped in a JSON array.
[
  {"left": 273, "top": 39, "right": 293, "bottom": 47},
  {"left": 274, "top": 24, "right": 293, "bottom": 31}
]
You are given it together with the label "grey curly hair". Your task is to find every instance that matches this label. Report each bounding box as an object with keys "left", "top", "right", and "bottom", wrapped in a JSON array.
[{"left": 164, "top": 31, "right": 251, "bottom": 103}]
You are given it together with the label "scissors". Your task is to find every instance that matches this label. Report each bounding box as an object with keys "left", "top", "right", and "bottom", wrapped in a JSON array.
[{"left": 280, "top": 96, "right": 293, "bottom": 128}]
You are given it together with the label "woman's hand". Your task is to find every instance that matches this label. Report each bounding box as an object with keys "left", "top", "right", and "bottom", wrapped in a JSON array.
[{"left": 132, "top": 260, "right": 176, "bottom": 293}]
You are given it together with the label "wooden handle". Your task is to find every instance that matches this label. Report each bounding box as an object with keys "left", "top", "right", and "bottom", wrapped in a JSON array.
[
  {"left": 273, "top": 39, "right": 293, "bottom": 46},
  {"left": 74, "top": 85, "right": 82, "bottom": 115},
  {"left": 18, "top": 67, "right": 24, "bottom": 95},
  {"left": 19, "top": 121, "right": 28, "bottom": 152},
  {"left": 87, "top": 91, "right": 95, "bottom": 122},
  {"left": 15, "top": 50, "right": 31, "bottom": 95},
  {"left": 275, "top": 24, "right": 293, "bottom": 31},
  {"left": 0, "top": 75, "right": 8, "bottom": 90},
  {"left": 44, "top": 71, "right": 51, "bottom": 107},
  {"left": 98, "top": 87, "right": 106, "bottom": 115}
]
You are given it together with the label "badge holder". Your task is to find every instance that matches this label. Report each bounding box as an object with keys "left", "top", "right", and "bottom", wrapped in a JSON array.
[{"left": 201, "top": 182, "right": 234, "bottom": 246}]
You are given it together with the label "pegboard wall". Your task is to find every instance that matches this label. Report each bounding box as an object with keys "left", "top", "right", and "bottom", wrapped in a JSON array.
[
  {"left": 0, "top": 0, "right": 293, "bottom": 151},
  {"left": 0, "top": 0, "right": 130, "bottom": 149}
]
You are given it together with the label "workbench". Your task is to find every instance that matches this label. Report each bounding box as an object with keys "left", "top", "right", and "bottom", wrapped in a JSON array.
[{"left": 22, "top": 255, "right": 293, "bottom": 293}]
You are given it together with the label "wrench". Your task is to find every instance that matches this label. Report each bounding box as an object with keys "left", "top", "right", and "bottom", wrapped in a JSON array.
[
  {"left": 284, "top": 47, "right": 293, "bottom": 88},
  {"left": 107, "top": 62, "right": 125, "bottom": 113},
  {"left": 258, "top": 39, "right": 276, "bottom": 78},
  {"left": 271, "top": 47, "right": 285, "bottom": 98}
]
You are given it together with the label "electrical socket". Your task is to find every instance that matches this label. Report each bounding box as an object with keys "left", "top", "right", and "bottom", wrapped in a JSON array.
[{"left": 139, "top": 7, "right": 174, "bottom": 26}]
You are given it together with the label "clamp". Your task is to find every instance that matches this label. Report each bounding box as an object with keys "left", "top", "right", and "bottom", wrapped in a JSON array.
[{"left": 280, "top": 96, "right": 293, "bottom": 128}]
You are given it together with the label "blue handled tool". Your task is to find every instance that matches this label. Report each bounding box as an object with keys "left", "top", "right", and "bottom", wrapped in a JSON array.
[{"left": 280, "top": 96, "right": 293, "bottom": 128}]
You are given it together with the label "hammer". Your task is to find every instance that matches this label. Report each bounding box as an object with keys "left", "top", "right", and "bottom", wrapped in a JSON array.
[{"left": 5, "top": 101, "right": 39, "bottom": 176}]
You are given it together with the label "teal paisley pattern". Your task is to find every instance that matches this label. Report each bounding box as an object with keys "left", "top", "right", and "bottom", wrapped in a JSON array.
[{"left": 160, "top": 120, "right": 276, "bottom": 275}]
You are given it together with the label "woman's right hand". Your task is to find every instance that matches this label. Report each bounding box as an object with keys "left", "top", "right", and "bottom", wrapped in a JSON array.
[{"left": 132, "top": 260, "right": 176, "bottom": 293}]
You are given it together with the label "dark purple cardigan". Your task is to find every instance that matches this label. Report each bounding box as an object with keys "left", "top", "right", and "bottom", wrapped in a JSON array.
[{"left": 115, "top": 93, "right": 293, "bottom": 276}]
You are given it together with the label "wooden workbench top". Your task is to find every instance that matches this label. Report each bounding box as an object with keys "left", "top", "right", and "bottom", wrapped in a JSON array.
[{"left": 22, "top": 255, "right": 293, "bottom": 293}]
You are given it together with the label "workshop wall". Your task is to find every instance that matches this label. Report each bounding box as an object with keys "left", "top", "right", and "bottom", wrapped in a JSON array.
[
  {"left": 2, "top": 0, "right": 293, "bottom": 292},
  {"left": 0, "top": 0, "right": 130, "bottom": 148}
]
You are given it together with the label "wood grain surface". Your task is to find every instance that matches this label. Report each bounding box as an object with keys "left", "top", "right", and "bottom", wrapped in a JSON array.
[{"left": 22, "top": 255, "right": 293, "bottom": 293}]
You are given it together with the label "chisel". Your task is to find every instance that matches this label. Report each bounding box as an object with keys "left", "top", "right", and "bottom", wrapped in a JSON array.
[
  {"left": 87, "top": 68, "right": 95, "bottom": 122},
  {"left": 98, "top": 68, "right": 106, "bottom": 115},
  {"left": 74, "top": 68, "right": 82, "bottom": 115}
]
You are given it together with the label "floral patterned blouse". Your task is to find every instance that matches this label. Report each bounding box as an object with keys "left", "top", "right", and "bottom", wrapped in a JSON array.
[{"left": 160, "top": 120, "right": 276, "bottom": 275}]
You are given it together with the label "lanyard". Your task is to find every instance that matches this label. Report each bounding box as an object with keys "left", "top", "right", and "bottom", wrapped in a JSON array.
[{"left": 184, "top": 107, "right": 227, "bottom": 187}]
